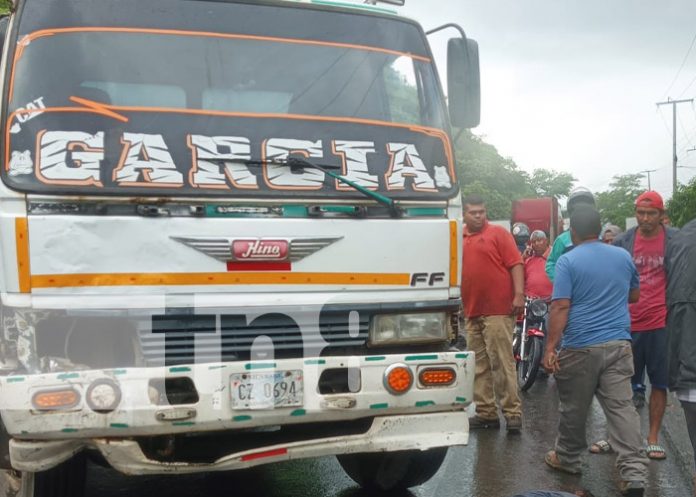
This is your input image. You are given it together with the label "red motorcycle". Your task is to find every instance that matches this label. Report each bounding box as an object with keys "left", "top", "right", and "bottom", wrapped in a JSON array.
[{"left": 512, "top": 297, "right": 548, "bottom": 391}]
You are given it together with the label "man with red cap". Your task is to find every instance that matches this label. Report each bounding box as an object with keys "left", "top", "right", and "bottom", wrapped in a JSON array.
[{"left": 597, "top": 191, "right": 679, "bottom": 460}]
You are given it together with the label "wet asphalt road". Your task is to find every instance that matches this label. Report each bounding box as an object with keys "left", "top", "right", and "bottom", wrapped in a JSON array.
[{"left": 85, "top": 375, "right": 691, "bottom": 497}]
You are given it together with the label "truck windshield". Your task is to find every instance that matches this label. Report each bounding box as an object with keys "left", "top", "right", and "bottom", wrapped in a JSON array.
[
  {"left": 4, "top": 3, "right": 456, "bottom": 200},
  {"left": 10, "top": 31, "right": 443, "bottom": 126}
]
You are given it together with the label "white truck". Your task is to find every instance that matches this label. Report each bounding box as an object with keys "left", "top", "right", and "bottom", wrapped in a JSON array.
[{"left": 0, "top": 0, "right": 480, "bottom": 495}]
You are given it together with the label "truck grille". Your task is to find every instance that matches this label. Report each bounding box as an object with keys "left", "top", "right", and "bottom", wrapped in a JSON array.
[{"left": 137, "top": 310, "right": 370, "bottom": 366}]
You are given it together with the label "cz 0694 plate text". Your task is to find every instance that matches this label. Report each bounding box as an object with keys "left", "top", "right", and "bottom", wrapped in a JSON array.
[{"left": 230, "top": 370, "right": 303, "bottom": 409}]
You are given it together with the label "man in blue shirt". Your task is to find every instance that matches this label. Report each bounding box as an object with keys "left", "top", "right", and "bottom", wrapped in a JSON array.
[{"left": 542, "top": 206, "right": 648, "bottom": 497}]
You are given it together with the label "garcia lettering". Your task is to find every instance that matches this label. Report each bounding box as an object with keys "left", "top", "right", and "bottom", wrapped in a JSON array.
[{"left": 30, "top": 131, "right": 447, "bottom": 192}]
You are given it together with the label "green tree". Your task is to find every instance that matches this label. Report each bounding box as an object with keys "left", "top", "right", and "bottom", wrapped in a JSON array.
[
  {"left": 529, "top": 168, "right": 576, "bottom": 198},
  {"left": 454, "top": 130, "right": 534, "bottom": 219},
  {"left": 595, "top": 173, "right": 644, "bottom": 229},
  {"left": 453, "top": 131, "right": 575, "bottom": 220},
  {"left": 0, "top": 0, "right": 10, "bottom": 14},
  {"left": 667, "top": 177, "right": 696, "bottom": 227},
  {"left": 459, "top": 180, "right": 512, "bottom": 220}
]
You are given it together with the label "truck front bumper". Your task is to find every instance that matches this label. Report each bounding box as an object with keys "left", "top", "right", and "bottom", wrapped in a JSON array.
[{"left": 1, "top": 351, "right": 473, "bottom": 473}]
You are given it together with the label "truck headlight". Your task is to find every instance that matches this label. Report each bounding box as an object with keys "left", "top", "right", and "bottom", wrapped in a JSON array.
[{"left": 369, "top": 313, "right": 447, "bottom": 345}]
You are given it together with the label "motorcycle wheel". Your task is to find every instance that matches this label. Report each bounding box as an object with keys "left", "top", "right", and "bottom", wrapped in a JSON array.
[{"left": 517, "top": 336, "right": 543, "bottom": 391}]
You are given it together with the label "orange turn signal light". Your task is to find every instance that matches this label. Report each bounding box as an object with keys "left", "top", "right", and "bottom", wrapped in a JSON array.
[
  {"left": 383, "top": 364, "right": 413, "bottom": 395},
  {"left": 419, "top": 367, "right": 456, "bottom": 387},
  {"left": 32, "top": 389, "right": 80, "bottom": 410}
]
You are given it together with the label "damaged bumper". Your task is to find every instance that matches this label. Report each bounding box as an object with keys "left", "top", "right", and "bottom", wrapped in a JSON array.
[
  {"left": 11, "top": 412, "right": 469, "bottom": 474},
  {"left": 1, "top": 352, "right": 473, "bottom": 473}
]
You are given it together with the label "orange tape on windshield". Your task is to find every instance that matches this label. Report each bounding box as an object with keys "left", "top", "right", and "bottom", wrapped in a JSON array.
[
  {"left": 6, "top": 28, "right": 455, "bottom": 188},
  {"left": 9, "top": 26, "right": 431, "bottom": 101}
]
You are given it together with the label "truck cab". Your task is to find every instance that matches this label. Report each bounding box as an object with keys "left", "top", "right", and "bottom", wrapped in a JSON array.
[{"left": 0, "top": 0, "right": 480, "bottom": 494}]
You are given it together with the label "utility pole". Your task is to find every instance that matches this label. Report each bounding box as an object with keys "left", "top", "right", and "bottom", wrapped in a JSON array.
[
  {"left": 656, "top": 97, "right": 693, "bottom": 195},
  {"left": 639, "top": 169, "right": 657, "bottom": 190}
]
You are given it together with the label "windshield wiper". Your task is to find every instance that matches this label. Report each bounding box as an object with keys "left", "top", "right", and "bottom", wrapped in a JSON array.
[{"left": 208, "top": 157, "right": 402, "bottom": 217}]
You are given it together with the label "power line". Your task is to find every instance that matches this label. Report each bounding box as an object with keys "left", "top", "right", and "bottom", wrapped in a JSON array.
[
  {"left": 678, "top": 113, "right": 696, "bottom": 149},
  {"left": 678, "top": 71, "right": 696, "bottom": 98},
  {"left": 662, "top": 30, "right": 696, "bottom": 99},
  {"left": 657, "top": 107, "right": 674, "bottom": 137},
  {"left": 676, "top": 104, "right": 696, "bottom": 155}
]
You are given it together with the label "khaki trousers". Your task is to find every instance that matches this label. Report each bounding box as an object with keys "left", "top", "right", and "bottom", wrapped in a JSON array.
[
  {"left": 466, "top": 315, "right": 522, "bottom": 419},
  {"left": 554, "top": 340, "right": 648, "bottom": 482}
]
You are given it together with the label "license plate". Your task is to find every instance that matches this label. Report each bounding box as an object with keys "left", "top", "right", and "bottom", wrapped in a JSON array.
[{"left": 230, "top": 370, "right": 303, "bottom": 409}]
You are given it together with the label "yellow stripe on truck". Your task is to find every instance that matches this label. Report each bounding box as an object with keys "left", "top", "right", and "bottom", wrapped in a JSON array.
[
  {"left": 31, "top": 272, "right": 412, "bottom": 289},
  {"left": 15, "top": 218, "right": 31, "bottom": 292},
  {"left": 449, "top": 220, "right": 458, "bottom": 287}
]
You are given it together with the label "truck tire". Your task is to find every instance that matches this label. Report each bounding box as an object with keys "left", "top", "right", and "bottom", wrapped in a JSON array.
[
  {"left": 337, "top": 447, "right": 447, "bottom": 491},
  {"left": 0, "top": 453, "right": 86, "bottom": 497},
  {"left": 0, "top": 419, "right": 11, "bottom": 470}
]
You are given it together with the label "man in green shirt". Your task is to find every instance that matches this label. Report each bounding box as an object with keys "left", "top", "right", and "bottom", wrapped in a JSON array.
[{"left": 545, "top": 187, "right": 596, "bottom": 281}]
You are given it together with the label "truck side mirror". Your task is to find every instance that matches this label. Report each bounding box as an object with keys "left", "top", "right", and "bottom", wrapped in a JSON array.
[{"left": 447, "top": 38, "right": 480, "bottom": 129}]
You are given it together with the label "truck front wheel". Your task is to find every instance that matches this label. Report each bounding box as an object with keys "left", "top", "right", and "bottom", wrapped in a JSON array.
[
  {"left": 336, "top": 447, "right": 447, "bottom": 491},
  {"left": 0, "top": 454, "right": 86, "bottom": 497}
]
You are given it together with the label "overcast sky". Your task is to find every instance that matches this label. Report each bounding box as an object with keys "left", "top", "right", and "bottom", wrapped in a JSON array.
[{"left": 400, "top": 0, "right": 696, "bottom": 201}]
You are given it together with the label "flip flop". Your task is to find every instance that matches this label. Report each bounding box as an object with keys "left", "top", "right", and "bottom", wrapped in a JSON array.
[
  {"left": 544, "top": 450, "right": 581, "bottom": 475},
  {"left": 645, "top": 444, "right": 666, "bottom": 460},
  {"left": 589, "top": 439, "right": 613, "bottom": 454}
]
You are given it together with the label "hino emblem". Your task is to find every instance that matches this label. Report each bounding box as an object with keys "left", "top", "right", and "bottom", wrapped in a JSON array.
[
  {"left": 233, "top": 239, "right": 288, "bottom": 260},
  {"left": 170, "top": 236, "right": 343, "bottom": 262}
]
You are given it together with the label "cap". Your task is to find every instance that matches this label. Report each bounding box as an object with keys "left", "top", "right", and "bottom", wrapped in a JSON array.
[
  {"left": 530, "top": 230, "right": 547, "bottom": 240},
  {"left": 635, "top": 191, "right": 664, "bottom": 211}
]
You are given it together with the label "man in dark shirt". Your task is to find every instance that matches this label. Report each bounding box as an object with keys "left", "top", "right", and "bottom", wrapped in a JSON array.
[
  {"left": 665, "top": 218, "right": 696, "bottom": 495},
  {"left": 611, "top": 191, "right": 678, "bottom": 459}
]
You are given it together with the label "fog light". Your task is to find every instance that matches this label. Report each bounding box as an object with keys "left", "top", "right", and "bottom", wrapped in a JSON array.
[
  {"left": 32, "top": 389, "right": 80, "bottom": 411},
  {"left": 86, "top": 379, "right": 121, "bottom": 413},
  {"left": 383, "top": 364, "right": 413, "bottom": 395},
  {"left": 419, "top": 367, "right": 456, "bottom": 387}
]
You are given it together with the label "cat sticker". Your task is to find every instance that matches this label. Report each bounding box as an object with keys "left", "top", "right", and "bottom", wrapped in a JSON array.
[{"left": 8, "top": 150, "right": 33, "bottom": 176}]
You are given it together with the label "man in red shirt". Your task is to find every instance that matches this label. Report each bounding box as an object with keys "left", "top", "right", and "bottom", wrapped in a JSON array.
[
  {"left": 461, "top": 194, "right": 524, "bottom": 432},
  {"left": 611, "top": 191, "right": 679, "bottom": 460},
  {"left": 525, "top": 230, "right": 553, "bottom": 299}
]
